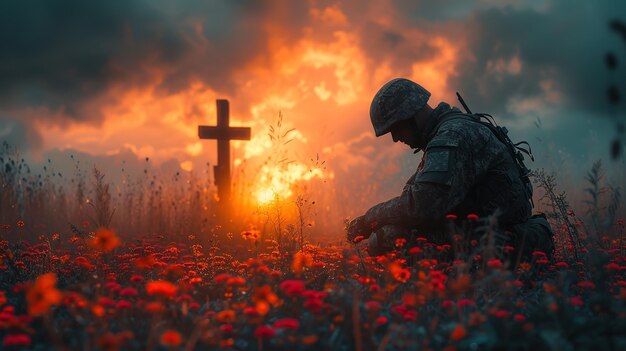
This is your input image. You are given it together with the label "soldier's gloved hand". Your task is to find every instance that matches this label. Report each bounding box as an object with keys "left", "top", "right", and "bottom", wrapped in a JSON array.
[{"left": 347, "top": 215, "right": 369, "bottom": 243}]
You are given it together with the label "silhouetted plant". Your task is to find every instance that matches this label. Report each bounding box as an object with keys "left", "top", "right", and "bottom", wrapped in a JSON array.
[{"left": 606, "top": 20, "right": 626, "bottom": 159}]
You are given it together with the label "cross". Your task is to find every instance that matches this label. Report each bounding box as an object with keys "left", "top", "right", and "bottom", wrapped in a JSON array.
[{"left": 198, "top": 99, "right": 251, "bottom": 208}]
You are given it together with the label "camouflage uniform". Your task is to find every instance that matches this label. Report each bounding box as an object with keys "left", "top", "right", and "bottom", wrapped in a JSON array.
[{"left": 353, "top": 102, "right": 554, "bottom": 260}]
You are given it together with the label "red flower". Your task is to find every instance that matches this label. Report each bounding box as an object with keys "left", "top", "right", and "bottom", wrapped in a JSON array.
[
  {"left": 487, "top": 259, "right": 503, "bottom": 268},
  {"left": 466, "top": 213, "right": 479, "bottom": 220},
  {"left": 376, "top": 316, "right": 388, "bottom": 325},
  {"left": 395, "top": 238, "right": 407, "bottom": 248},
  {"left": 450, "top": 324, "right": 467, "bottom": 341},
  {"left": 74, "top": 256, "right": 94, "bottom": 270},
  {"left": 446, "top": 214, "right": 458, "bottom": 220},
  {"left": 304, "top": 297, "right": 324, "bottom": 313},
  {"left": 403, "top": 310, "right": 417, "bottom": 321},
  {"left": 254, "top": 325, "right": 275, "bottom": 339},
  {"left": 243, "top": 307, "right": 259, "bottom": 316},
  {"left": 220, "top": 324, "right": 234, "bottom": 333},
  {"left": 119, "top": 287, "right": 139, "bottom": 297},
  {"left": 280, "top": 280, "right": 305, "bottom": 297},
  {"left": 105, "top": 282, "right": 120, "bottom": 292},
  {"left": 3, "top": 333, "right": 31, "bottom": 347},
  {"left": 365, "top": 301, "right": 382, "bottom": 310},
  {"left": 457, "top": 299, "right": 476, "bottom": 308},
  {"left": 408, "top": 247, "right": 423, "bottom": 255},
  {"left": 494, "top": 310, "right": 510, "bottom": 318},
  {"left": 441, "top": 300, "right": 455, "bottom": 309},
  {"left": 226, "top": 277, "right": 246, "bottom": 286},
  {"left": 577, "top": 281, "right": 596, "bottom": 289},
  {"left": 214, "top": 273, "right": 232, "bottom": 284},
  {"left": 569, "top": 296, "right": 584, "bottom": 306},
  {"left": 160, "top": 330, "right": 182, "bottom": 347},
  {"left": 273, "top": 318, "right": 300, "bottom": 330},
  {"left": 606, "top": 263, "right": 620, "bottom": 270},
  {"left": 98, "top": 297, "right": 115, "bottom": 307},
  {"left": 146, "top": 281, "right": 178, "bottom": 298},
  {"left": 115, "top": 300, "right": 132, "bottom": 309},
  {"left": 130, "top": 275, "right": 144, "bottom": 283},
  {"left": 514, "top": 314, "right": 526, "bottom": 322}
]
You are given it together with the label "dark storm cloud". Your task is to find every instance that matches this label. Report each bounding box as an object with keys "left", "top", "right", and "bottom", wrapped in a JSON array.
[
  {"left": 359, "top": 21, "right": 441, "bottom": 75},
  {"left": 445, "top": 0, "right": 626, "bottom": 117},
  {"left": 0, "top": 0, "right": 309, "bottom": 121}
]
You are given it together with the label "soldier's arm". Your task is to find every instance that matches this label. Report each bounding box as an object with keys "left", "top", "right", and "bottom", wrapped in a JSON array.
[{"left": 362, "top": 126, "right": 498, "bottom": 229}]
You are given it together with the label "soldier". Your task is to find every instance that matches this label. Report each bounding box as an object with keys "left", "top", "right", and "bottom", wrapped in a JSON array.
[{"left": 347, "top": 78, "right": 554, "bottom": 263}]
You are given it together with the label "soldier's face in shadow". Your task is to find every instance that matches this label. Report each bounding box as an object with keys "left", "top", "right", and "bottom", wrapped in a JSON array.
[{"left": 390, "top": 118, "right": 420, "bottom": 149}]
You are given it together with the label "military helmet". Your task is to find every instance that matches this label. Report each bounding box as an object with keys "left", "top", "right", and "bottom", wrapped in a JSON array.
[{"left": 369, "top": 78, "right": 431, "bottom": 137}]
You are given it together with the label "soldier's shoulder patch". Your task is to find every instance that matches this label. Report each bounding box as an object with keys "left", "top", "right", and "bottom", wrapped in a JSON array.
[
  {"left": 414, "top": 139, "right": 457, "bottom": 186},
  {"left": 422, "top": 149, "right": 450, "bottom": 172},
  {"left": 426, "top": 138, "right": 458, "bottom": 149}
]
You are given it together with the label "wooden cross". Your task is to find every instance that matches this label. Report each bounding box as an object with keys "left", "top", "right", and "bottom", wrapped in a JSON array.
[{"left": 198, "top": 99, "right": 251, "bottom": 208}]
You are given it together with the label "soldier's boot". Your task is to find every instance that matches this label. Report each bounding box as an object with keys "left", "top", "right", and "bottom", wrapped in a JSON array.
[{"left": 367, "top": 224, "right": 409, "bottom": 256}]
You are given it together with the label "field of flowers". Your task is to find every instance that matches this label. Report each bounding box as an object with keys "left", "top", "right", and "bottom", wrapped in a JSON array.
[{"left": 0, "top": 220, "right": 625, "bottom": 351}]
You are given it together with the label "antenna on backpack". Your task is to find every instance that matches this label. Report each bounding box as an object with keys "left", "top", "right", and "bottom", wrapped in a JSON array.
[{"left": 456, "top": 92, "right": 473, "bottom": 115}]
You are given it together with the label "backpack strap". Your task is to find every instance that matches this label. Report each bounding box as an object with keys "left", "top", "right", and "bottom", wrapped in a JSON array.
[{"left": 432, "top": 111, "right": 535, "bottom": 209}]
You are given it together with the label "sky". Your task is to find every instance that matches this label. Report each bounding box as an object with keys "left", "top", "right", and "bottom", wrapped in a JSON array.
[{"left": 1, "top": 0, "right": 625, "bottom": 225}]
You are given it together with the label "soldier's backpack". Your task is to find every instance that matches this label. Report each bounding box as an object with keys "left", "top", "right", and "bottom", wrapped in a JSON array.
[
  {"left": 454, "top": 92, "right": 555, "bottom": 259},
  {"left": 455, "top": 92, "right": 535, "bottom": 208}
]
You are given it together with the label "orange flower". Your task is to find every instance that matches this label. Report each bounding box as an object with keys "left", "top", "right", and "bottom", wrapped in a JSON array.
[
  {"left": 90, "top": 228, "right": 121, "bottom": 252},
  {"left": 450, "top": 324, "right": 467, "bottom": 341},
  {"left": 215, "top": 309, "right": 236, "bottom": 323},
  {"left": 144, "top": 302, "right": 165, "bottom": 313},
  {"left": 292, "top": 251, "right": 313, "bottom": 274},
  {"left": 27, "top": 273, "right": 62, "bottom": 316},
  {"left": 252, "top": 285, "right": 281, "bottom": 316},
  {"left": 389, "top": 263, "right": 411, "bottom": 283},
  {"left": 160, "top": 330, "right": 182, "bottom": 347},
  {"left": 134, "top": 255, "right": 156, "bottom": 269},
  {"left": 146, "top": 281, "right": 178, "bottom": 298}
]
